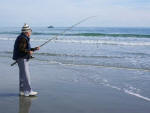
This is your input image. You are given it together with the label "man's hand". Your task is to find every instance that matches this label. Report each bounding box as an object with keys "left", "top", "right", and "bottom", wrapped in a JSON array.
[
  {"left": 29, "top": 51, "right": 33, "bottom": 55},
  {"left": 35, "top": 46, "right": 40, "bottom": 50}
]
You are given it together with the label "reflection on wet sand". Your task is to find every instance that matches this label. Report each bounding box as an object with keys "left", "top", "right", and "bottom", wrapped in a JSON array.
[{"left": 18, "top": 96, "right": 37, "bottom": 113}]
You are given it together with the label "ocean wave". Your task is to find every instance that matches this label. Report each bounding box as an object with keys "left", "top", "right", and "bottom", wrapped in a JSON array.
[
  {"left": 34, "top": 53, "right": 123, "bottom": 59},
  {"left": 0, "top": 51, "right": 122, "bottom": 59},
  {"left": 56, "top": 39, "right": 150, "bottom": 46},
  {"left": 71, "top": 33, "right": 150, "bottom": 38},
  {"left": 0, "top": 31, "right": 150, "bottom": 38},
  {"left": 0, "top": 37, "right": 150, "bottom": 46},
  {"left": 0, "top": 32, "right": 19, "bottom": 35},
  {"left": 1, "top": 51, "right": 149, "bottom": 59},
  {"left": 1, "top": 51, "right": 150, "bottom": 72},
  {"left": 32, "top": 32, "right": 150, "bottom": 38}
]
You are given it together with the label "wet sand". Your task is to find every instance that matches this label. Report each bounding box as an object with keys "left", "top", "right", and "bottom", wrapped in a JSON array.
[{"left": 0, "top": 57, "right": 150, "bottom": 113}]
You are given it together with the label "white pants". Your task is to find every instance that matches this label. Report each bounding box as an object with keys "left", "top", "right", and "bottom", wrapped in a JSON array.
[{"left": 17, "top": 59, "right": 32, "bottom": 93}]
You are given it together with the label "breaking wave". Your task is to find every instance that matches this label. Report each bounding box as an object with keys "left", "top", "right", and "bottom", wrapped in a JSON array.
[
  {"left": 0, "top": 31, "right": 150, "bottom": 38},
  {"left": 0, "top": 37, "right": 150, "bottom": 46}
]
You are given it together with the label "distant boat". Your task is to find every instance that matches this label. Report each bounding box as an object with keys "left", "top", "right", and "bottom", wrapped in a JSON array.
[{"left": 48, "top": 25, "right": 54, "bottom": 28}]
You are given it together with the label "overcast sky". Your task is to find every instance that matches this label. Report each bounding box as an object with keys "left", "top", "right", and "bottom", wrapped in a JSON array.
[{"left": 0, "top": 0, "right": 150, "bottom": 27}]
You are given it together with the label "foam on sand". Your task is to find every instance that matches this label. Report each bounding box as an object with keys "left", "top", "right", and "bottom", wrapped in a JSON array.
[{"left": 124, "top": 89, "right": 150, "bottom": 102}]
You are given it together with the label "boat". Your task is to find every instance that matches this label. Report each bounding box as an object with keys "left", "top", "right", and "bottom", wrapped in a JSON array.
[{"left": 48, "top": 25, "right": 54, "bottom": 28}]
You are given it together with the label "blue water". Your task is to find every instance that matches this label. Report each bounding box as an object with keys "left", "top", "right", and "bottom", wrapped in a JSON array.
[{"left": 0, "top": 27, "right": 150, "bottom": 102}]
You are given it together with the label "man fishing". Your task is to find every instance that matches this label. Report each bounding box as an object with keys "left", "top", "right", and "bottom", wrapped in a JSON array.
[
  {"left": 13, "top": 24, "right": 40, "bottom": 96},
  {"left": 11, "top": 16, "right": 95, "bottom": 97}
]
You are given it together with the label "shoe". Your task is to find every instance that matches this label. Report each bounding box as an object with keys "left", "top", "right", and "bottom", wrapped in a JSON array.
[
  {"left": 24, "top": 91, "right": 38, "bottom": 97},
  {"left": 19, "top": 91, "right": 24, "bottom": 96}
]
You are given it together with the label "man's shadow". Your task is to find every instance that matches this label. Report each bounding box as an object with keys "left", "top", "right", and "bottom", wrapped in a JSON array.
[{"left": 18, "top": 96, "right": 37, "bottom": 113}]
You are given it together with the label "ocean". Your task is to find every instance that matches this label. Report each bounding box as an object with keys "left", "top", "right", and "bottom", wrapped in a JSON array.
[{"left": 0, "top": 27, "right": 150, "bottom": 102}]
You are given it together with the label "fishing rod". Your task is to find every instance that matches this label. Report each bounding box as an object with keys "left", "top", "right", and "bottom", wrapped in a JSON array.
[
  {"left": 11, "top": 16, "right": 96, "bottom": 66},
  {"left": 39, "top": 16, "right": 96, "bottom": 47}
]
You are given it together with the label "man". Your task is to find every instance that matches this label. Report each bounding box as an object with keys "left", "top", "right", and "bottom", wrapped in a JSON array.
[{"left": 13, "top": 24, "right": 40, "bottom": 96}]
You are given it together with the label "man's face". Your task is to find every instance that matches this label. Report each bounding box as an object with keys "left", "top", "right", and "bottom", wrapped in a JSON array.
[
  {"left": 26, "top": 31, "right": 32, "bottom": 37},
  {"left": 28, "top": 31, "right": 32, "bottom": 36}
]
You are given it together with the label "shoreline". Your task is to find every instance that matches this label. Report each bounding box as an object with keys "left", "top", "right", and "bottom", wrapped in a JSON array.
[{"left": 0, "top": 57, "right": 150, "bottom": 113}]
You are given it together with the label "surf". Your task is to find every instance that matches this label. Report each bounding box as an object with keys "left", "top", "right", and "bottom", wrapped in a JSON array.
[{"left": 1, "top": 37, "right": 150, "bottom": 46}]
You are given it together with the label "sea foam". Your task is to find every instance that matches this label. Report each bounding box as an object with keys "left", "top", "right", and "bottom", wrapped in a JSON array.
[{"left": 0, "top": 37, "right": 150, "bottom": 46}]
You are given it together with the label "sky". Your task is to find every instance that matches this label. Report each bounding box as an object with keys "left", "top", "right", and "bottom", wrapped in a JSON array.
[{"left": 0, "top": 0, "right": 150, "bottom": 27}]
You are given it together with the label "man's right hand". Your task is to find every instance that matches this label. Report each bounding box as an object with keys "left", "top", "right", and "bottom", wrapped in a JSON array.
[{"left": 29, "top": 51, "right": 33, "bottom": 55}]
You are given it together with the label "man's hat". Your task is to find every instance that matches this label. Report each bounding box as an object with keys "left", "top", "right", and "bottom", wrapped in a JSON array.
[{"left": 21, "top": 23, "right": 32, "bottom": 33}]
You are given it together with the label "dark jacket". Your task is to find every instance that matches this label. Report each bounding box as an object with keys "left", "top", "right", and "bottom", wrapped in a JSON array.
[{"left": 13, "top": 33, "right": 36, "bottom": 60}]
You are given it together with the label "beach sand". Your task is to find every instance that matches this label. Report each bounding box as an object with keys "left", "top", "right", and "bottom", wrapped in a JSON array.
[{"left": 0, "top": 56, "right": 150, "bottom": 113}]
